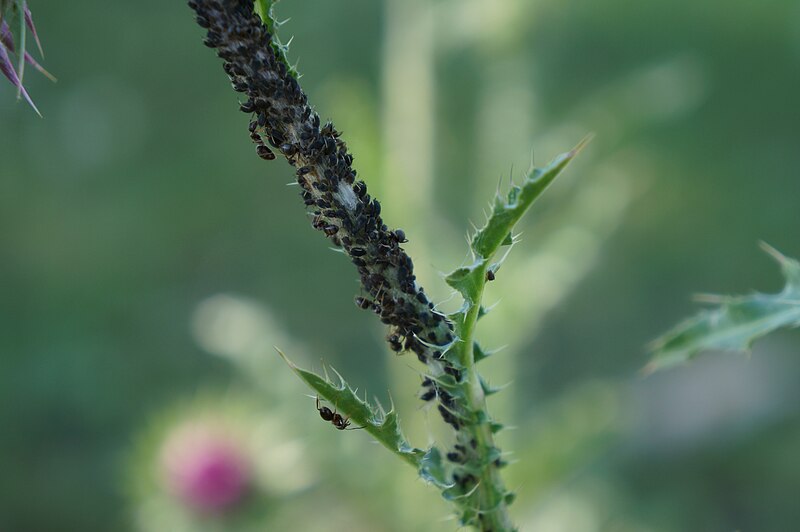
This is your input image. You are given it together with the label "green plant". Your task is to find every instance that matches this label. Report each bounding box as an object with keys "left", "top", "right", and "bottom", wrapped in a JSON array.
[
  {"left": 188, "top": 2, "right": 589, "bottom": 529},
  {"left": 647, "top": 243, "right": 800, "bottom": 373},
  {"left": 186, "top": 1, "right": 797, "bottom": 531}
]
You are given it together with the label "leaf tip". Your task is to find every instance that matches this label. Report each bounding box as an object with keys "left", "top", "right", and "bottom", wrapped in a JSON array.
[
  {"left": 759, "top": 241, "right": 786, "bottom": 265},
  {"left": 570, "top": 132, "right": 595, "bottom": 157},
  {"left": 274, "top": 346, "right": 296, "bottom": 368}
]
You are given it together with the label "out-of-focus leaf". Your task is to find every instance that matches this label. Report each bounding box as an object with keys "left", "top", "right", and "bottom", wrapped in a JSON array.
[
  {"left": 275, "top": 348, "right": 425, "bottom": 467},
  {"left": 646, "top": 244, "right": 800, "bottom": 373}
]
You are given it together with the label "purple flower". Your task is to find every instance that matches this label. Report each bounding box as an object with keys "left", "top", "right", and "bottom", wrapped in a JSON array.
[
  {"left": 1, "top": 19, "right": 54, "bottom": 81},
  {"left": 0, "top": 36, "right": 38, "bottom": 115},
  {"left": 22, "top": 1, "right": 43, "bottom": 58},
  {"left": 1, "top": 3, "right": 54, "bottom": 115},
  {"left": 160, "top": 421, "right": 251, "bottom": 514}
]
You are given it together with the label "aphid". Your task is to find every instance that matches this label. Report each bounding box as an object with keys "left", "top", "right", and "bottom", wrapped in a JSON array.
[
  {"left": 355, "top": 296, "right": 371, "bottom": 310},
  {"left": 446, "top": 452, "right": 464, "bottom": 463},
  {"left": 240, "top": 100, "right": 255, "bottom": 113},
  {"left": 388, "top": 334, "right": 403, "bottom": 352},
  {"left": 353, "top": 181, "right": 367, "bottom": 198},
  {"left": 420, "top": 388, "right": 437, "bottom": 401},
  {"left": 486, "top": 270, "right": 496, "bottom": 281},
  {"left": 256, "top": 145, "right": 275, "bottom": 160},
  {"left": 394, "top": 229, "right": 408, "bottom": 243},
  {"left": 444, "top": 366, "right": 462, "bottom": 381},
  {"left": 315, "top": 396, "right": 362, "bottom": 430}
]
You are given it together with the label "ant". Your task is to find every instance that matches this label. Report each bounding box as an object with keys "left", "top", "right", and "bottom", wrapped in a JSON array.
[{"left": 315, "top": 396, "right": 363, "bottom": 430}]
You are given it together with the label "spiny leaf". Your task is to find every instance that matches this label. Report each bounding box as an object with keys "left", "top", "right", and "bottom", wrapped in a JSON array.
[
  {"left": 253, "top": 0, "right": 298, "bottom": 78},
  {"left": 445, "top": 260, "right": 487, "bottom": 303},
  {"left": 646, "top": 244, "right": 800, "bottom": 373},
  {"left": 275, "top": 348, "right": 424, "bottom": 467},
  {"left": 444, "top": 138, "right": 589, "bottom": 308},
  {"left": 470, "top": 136, "right": 591, "bottom": 260},
  {"left": 479, "top": 375, "right": 506, "bottom": 396},
  {"left": 473, "top": 341, "right": 491, "bottom": 362},
  {"left": 419, "top": 447, "right": 452, "bottom": 488},
  {"left": 490, "top": 421, "right": 505, "bottom": 434}
]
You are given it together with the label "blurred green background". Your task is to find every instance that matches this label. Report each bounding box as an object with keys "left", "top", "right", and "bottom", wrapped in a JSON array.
[{"left": 1, "top": 0, "right": 799, "bottom": 530}]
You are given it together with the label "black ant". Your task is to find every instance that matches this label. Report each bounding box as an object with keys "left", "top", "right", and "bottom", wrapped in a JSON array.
[{"left": 315, "top": 396, "right": 363, "bottom": 430}]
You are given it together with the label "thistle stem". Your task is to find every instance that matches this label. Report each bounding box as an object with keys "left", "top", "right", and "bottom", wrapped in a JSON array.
[{"left": 456, "top": 262, "right": 515, "bottom": 532}]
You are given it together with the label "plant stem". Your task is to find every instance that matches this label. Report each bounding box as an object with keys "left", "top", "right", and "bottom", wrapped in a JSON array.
[{"left": 456, "top": 260, "right": 515, "bottom": 531}]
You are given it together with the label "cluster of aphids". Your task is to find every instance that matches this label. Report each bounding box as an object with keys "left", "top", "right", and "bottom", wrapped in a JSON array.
[
  {"left": 190, "top": 0, "right": 464, "bottom": 431},
  {"left": 420, "top": 377, "right": 463, "bottom": 430}
]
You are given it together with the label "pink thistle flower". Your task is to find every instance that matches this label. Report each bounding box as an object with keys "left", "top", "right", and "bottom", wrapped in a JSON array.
[{"left": 160, "top": 421, "right": 252, "bottom": 514}]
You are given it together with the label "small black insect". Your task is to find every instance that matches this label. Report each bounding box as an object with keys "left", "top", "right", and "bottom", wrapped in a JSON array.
[
  {"left": 420, "top": 388, "right": 437, "bottom": 401},
  {"left": 486, "top": 270, "right": 496, "bottom": 281},
  {"left": 388, "top": 334, "right": 403, "bottom": 352},
  {"left": 256, "top": 145, "right": 275, "bottom": 160},
  {"left": 316, "top": 396, "right": 363, "bottom": 430},
  {"left": 240, "top": 100, "right": 255, "bottom": 113}
]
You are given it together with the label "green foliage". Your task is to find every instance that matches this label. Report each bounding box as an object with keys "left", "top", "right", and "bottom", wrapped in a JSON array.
[
  {"left": 434, "top": 141, "right": 588, "bottom": 531},
  {"left": 447, "top": 137, "right": 591, "bottom": 306},
  {"left": 274, "top": 141, "right": 588, "bottom": 530},
  {"left": 253, "top": 0, "right": 298, "bottom": 78},
  {"left": 275, "top": 349, "right": 425, "bottom": 467},
  {"left": 468, "top": 136, "right": 592, "bottom": 264},
  {"left": 647, "top": 244, "right": 800, "bottom": 373}
]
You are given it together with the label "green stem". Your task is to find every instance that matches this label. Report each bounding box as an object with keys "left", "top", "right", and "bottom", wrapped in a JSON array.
[
  {"left": 444, "top": 142, "right": 589, "bottom": 530},
  {"left": 456, "top": 261, "right": 515, "bottom": 532}
]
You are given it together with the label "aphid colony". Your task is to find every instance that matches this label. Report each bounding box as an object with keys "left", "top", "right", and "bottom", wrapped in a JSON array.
[{"left": 190, "top": 0, "right": 467, "bottom": 435}]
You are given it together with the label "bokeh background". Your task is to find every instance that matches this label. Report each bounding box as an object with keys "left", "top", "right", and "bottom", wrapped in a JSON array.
[{"left": 2, "top": 0, "right": 799, "bottom": 530}]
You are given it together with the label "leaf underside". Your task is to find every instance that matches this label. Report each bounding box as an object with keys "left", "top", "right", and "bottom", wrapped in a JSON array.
[{"left": 646, "top": 244, "right": 800, "bottom": 373}]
